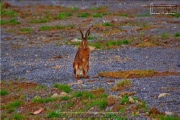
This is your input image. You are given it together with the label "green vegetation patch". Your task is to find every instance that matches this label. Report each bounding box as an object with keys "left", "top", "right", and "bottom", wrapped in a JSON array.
[
  {"left": 47, "top": 110, "right": 66, "bottom": 118},
  {"left": 87, "top": 99, "right": 107, "bottom": 110},
  {"left": 1, "top": 9, "right": 18, "bottom": 17},
  {"left": 161, "top": 32, "right": 170, "bottom": 39},
  {"left": 0, "top": 89, "right": 9, "bottom": 96},
  {"left": 13, "top": 113, "right": 25, "bottom": 120},
  {"left": 0, "top": 18, "right": 20, "bottom": 25},
  {"left": 54, "top": 83, "right": 72, "bottom": 93},
  {"left": 93, "top": 13, "right": 103, "bottom": 17},
  {"left": 103, "top": 22, "right": 113, "bottom": 26},
  {"left": 106, "top": 40, "right": 129, "bottom": 47},
  {"left": 60, "top": 96, "right": 70, "bottom": 101},
  {"left": 171, "top": 12, "right": 180, "bottom": 18},
  {"left": 73, "top": 91, "right": 94, "bottom": 99},
  {"left": 99, "top": 70, "right": 157, "bottom": 78},
  {"left": 119, "top": 13, "right": 128, "bottom": 17},
  {"left": 78, "top": 12, "right": 90, "bottom": 18},
  {"left": 120, "top": 95, "right": 129, "bottom": 105},
  {"left": 39, "top": 25, "right": 74, "bottom": 31},
  {"left": 57, "top": 12, "right": 72, "bottom": 19},
  {"left": 19, "top": 27, "right": 32, "bottom": 34},
  {"left": 174, "top": 32, "right": 180, "bottom": 38}
]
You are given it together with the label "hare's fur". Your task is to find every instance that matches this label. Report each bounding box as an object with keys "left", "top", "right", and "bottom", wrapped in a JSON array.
[{"left": 73, "top": 27, "right": 91, "bottom": 79}]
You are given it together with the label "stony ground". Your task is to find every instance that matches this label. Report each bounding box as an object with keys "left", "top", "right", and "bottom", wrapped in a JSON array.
[{"left": 1, "top": 0, "right": 180, "bottom": 119}]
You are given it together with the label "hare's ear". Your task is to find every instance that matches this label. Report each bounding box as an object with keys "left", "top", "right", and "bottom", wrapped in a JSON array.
[
  {"left": 85, "top": 27, "right": 91, "bottom": 39},
  {"left": 79, "top": 27, "right": 84, "bottom": 39}
]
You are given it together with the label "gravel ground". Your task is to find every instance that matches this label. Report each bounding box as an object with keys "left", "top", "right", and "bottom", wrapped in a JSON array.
[{"left": 1, "top": 0, "right": 180, "bottom": 117}]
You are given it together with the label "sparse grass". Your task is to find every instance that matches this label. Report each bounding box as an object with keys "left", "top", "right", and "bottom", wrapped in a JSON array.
[
  {"left": 99, "top": 70, "right": 157, "bottom": 78},
  {"left": 117, "top": 79, "right": 132, "bottom": 87},
  {"left": 54, "top": 83, "right": 72, "bottom": 93},
  {"left": 30, "top": 15, "right": 50, "bottom": 23},
  {"left": 0, "top": 89, "right": 9, "bottom": 96},
  {"left": 158, "top": 115, "right": 180, "bottom": 120},
  {"left": 87, "top": 99, "right": 107, "bottom": 110},
  {"left": 69, "top": 5, "right": 79, "bottom": 12},
  {"left": 19, "top": 27, "right": 32, "bottom": 34},
  {"left": 47, "top": 110, "right": 66, "bottom": 118},
  {"left": 119, "top": 13, "right": 128, "bottom": 17},
  {"left": 56, "top": 12, "right": 72, "bottom": 19},
  {"left": 3, "top": 100, "right": 23, "bottom": 112},
  {"left": 60, "top": 96, "right": 70, "bottom": 101},
  {"left": 0, "top": 18, "right": 20, "bottom": 25},
  {"left": 171, "top": 12, "right": 180, "bottom": 18},
  {"left": 13, "top": 113, "right": 25, "bottom": 120},
  {"left": 32, "top": 97, "right": 57, "bottom": 103},
  {"left": 106, "top": 40, "right": 129, "bottom": 47},
  {"left": 89, "top": 42, "right": 103, "bottom": 49},
  {"left": 78, "top": 12, "right": 90, "bottom": 18},
  {"left": 103, "top": 22, "right": 113, "bottom": 26},
  {"left": 93, "top": 13, "right": 103, "bottom": 17},
  {"left": 1, "top": 9, "right": 18, "bottom": 17},
  {"left": 39, "top": 25, "right": 74, "bottom": 31},
  {"left": 120, "top": 95, "right": 129, "bottom": 105},
  {"left": 161, "top": 32, "right": 170, "bottom": 39},
  {"left": 174, "top": 32, "right": 180, "bottom": 37},
  {"left": 73, "top": 91, "right": 94, "bottom": 99}
]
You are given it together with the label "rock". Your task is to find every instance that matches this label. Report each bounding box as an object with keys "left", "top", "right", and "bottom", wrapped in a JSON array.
[
  {"left": 165, "top": 111, "right": 174, "bottom": 116},
  {"left": 128, "top": 96, "right": 135, "bottom": 104},
  {"left": 89, "top": 107, "right": 94, "bottom": 111},
  {"left": 158, "top": 93, "right": 170, "bottom": 98},
  {"left": 107, "top": 95, "right": 116, "bottom": 106},
  {"left": 59, "top": 92, "right": 68, "bottom": 97},
  {"left": 71, "top": 38, "right": 81, "bottom": 42},
  {"left": 51, "top": 93, "right": 60, "bottom": 98},
  {"left": 77, "top": 80, "right": 83, "bottom": 85}
]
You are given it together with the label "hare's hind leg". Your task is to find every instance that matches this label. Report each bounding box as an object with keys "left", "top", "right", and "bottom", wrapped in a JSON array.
[
  {"left": 83, "top": 69, "right": 89, "bottom": 78},
  {"left": 73, "top": 64, "right": 80, "bottom": 80}
]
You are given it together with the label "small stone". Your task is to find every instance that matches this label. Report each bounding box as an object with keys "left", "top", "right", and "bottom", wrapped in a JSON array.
[
  {"left": 128, "top": 96, "right": 135, "bottom": 104},
  {"left": 89, "top": 107, "right": 94, "bottom": 111},
  {"left": 158, "top": 93, "right": 170, "bottom": 98},
  {"left": 77, "top": 80, "right": 83, "bottom": 84},
  {"left": 59, "top": 92, "right": 68, "bottom": 97},
  {"left": 165, "top": 111, "right": 173, "bottom": 116},
  {"left": 51, "top": 93, "right": 60, "bottom": 98}
]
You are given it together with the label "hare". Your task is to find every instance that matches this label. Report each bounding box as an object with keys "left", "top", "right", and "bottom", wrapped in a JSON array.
[{"left": 73, "top": 27, "right": 91, "bottom": 79}]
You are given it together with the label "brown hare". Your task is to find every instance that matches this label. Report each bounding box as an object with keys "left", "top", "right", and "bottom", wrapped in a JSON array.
[{"left": 73, "top": 27, "right": 91, "bottom": 79}]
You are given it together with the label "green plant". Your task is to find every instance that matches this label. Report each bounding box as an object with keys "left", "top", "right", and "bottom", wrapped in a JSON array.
[
  {"left": 33, "top": 97, "right": 57, "bottom": 103},
  {"left": 47, "top": 110, "right": 66, "bottom": 118},
  {"left": 1, "top": 9, "right": 18, "bottom": 17},
  {"left": 60, "top": 96, "right": 70, "bottom": 101},
  {"left": 161, "top": 32, "right": 170, "bottom": 39},
  {"left": 78, "top": 12, "right": 90, "bottom": 18},
  {"left": 73, "top": 91, "right": 94, "bottom": 99},
  {"left": 0, "top": 18, "right": 20, "bottom": 25},
  {"left": 119, "top": 13, "right": 128, "bottom": 17},
  {"left": 30, "top": 15, "right": 51, "bottom": 23},
  {"left": 103, "top": 22, "right": 113, "bottom": 26},
  {"left": 13, "top": 113, "right": 25, "bottom": 120},
  {"left": 93, "top": 13, "right": 103, "bottom": 18},
  {"left": 87, "top": 99, "right": 107, "bottom": 110},
  {"left": 39, "top": 25, "right": 74, "bottom": 31},
  {"left": 19, "top": 27, "right": 32, "bottom": 34},
  {"left": 117, "top": 79, "right": 132, "bottom": 87},
  {"left": 171, "top": 12, "right": 180, "bottom": 18},
  {"left": 7, "top": 100, "right": 22, "bottom": 108},
  {"left": 106, "top": 40, "right": 129, "bottom": 47},
  {"left": 0, "top": 89, "right": 9, "bottom": 96},
  {"left": 54, "top": 83, "right": 72, "bottom": 93},
  {"left": 174, "top": 32, "right": 180, "bottom": 37},
  {"left": 88, "top": 35, "right": 94, "bottom": 40},
  {"left": 120, "top": 95, "right": 129, "bottom": 105},
  {"left": 57, "top": 12, "right": 72, "bottom": 19}
]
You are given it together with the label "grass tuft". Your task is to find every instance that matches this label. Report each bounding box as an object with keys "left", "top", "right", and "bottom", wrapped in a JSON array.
[
  {"left": 19, "top": 27, "right": 32, "bottom": 34},
  {"left": 78, "top": 12, "right": 90, "bottom": 18},
  {"left": 120, "top": 95, "right": 129, "bottom": 105},
  {"left": 39, "top": 25, "right": 74, "bottom": 31},
  {"left": 47, "top": 110, "right": 66, "bottom": 118},
  {"left": 106, "top": 40, "right": 129, "bottom": 47},
  {"left": 0, "top": 18, "right": 20, "bottom": 25},
  {"left": 103, "top": 22, "right": 113, "bottom": 26},
  {"left": 73, "top": 91, "right": 94, "bottom": 99},
  {"left": 54, "top": 83, "right": 72, "bottom": 93},
  {"left": 87, "top": 99, "right": 107, "bottom": 110},
  {"left": 60, "top": 96, "right": 70, "bottom": 101},
  {"left": 0, "top": 89, "right": 9, "bottom": 96},
  {"left": 93, "top": 13, "right": 103, "bottom": 17},
  {"left": 57, "top": 12, "right": 72, "bottom": 19},
  {"left": 174, "top": 32, "right": 180, "bottom": 38},
  {"left": 171, "top": 12, "right": 180, "bottom": 18},
  {"left": 13, "top": 113, "right": 25, "bottom": 120}
]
